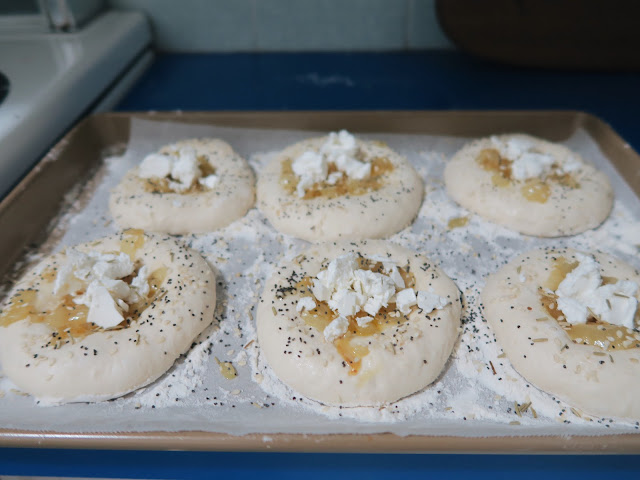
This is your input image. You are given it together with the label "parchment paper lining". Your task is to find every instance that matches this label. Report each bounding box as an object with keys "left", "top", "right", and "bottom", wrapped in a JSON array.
[{"left": 0, "top": 117, "right": 638, "bottom": 438}]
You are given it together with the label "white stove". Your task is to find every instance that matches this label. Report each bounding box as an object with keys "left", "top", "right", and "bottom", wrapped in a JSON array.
[{"left": 0, "top": 10, "right": 152, "bottom": 198}]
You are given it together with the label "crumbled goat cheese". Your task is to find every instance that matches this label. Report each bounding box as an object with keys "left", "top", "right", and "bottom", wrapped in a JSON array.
[
  {"left": 168, "top": 147, "right": 200, "bottom": 192},
  {"left": 324, "top": 315, "right": 350, "bottom": 342},
  {"left": 325, "top": 171, "right": 343, "bottom": 185},
  {"left": 292, "top": 150, "right": 327, "bottom": 197},
  {"left": 352, "top": 269, "right": 396, "bottom": 317},
  {"left": 53, "top": 249, "right": 150, "bottom": 329},
  {"left": 313, "top": 253, "right": 395, "bottom": 320},
  {"left": 296, "top": 296, "right": 317, "bottom": 313},
  {"left": 199, "top": 174, "right": 219, "bottom": 190},
  {"left": 328, "top": 288, "right": 363, "bottom": 317},
  {"left": 500, "top": 137, "right": 535, "bottom": 159},
  {"left": 316, "top": 253, "right": 359, "bottom": 292},
  {"left": 291, "top": 130, "right": 372, "bottom": 197},
  {"left": 490, "top": 136, "right": 581, "bottom": 181},
  {"left": 556, "top": 253, "right": 639, "bottom": 329},
  {"left": 417, "top": 290, "right": 450, "bottom": 314},
  {"left": 356, "top": 315, "right": 374, "bottom": 327},
  {"left": 388, "top": 266, "right": 405, "bottom": 289},
  {"left": 321, "top": 129, "right": 358, "bottom": 158},
  {"left": 138, "top": 146, "right": 217, "bottom": 192},
  {"left": 396, "top": 288, "right": 417, "bottom": 315},
  {"left": 511, "top": 152, "right": 554, "bottom": 181},
  {"left": 312, "top": 253, "right": 452, "bottom": 338},
  {"left": 341, "top": 158, "right": 371, "bottom": 180},
  {"left": 138, "top": 153, "right": 172, "bottom": 179},
  {"left": 81, "top": 282, "right": 124, "bottom": 329},
  {"left": 311, "top": 278, "right": 331, "bottom": 302},
  {"left": 131, "top": 265, "right": 150, "bottom": 297}
]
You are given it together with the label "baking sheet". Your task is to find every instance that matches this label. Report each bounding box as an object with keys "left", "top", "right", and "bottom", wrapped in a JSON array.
[{"left": 1, "top": 115, "right": 640, "bottom": 444}]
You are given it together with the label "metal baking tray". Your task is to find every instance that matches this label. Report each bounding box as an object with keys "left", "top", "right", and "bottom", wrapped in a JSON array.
[{"left": 1, "top": 111, "right": 639, "bottom": 453}]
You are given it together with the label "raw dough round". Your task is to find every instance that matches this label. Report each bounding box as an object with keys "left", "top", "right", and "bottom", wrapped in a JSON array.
[
  {"left": 482, "top": 248, "right": 640, "bottom": 420},
  {"left": 444, "top": 134, "right": 613, "bottom": 236},
  {"left": 110, "top": 138, "right": 255, "bottom": 234},
  {"left": 256, "top": 135, "right": 424, "bottom": 242},
  {"left": 0, "top": 231, "right": 216, "bottom": 403},
  {"left": 256, "top": 240, "right": 461, "bottom": 406}
]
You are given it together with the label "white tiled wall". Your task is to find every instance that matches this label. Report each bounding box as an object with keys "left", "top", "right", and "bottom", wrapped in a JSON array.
[{"left": 108, "top": 0, "right": 453, "bottom": 52}]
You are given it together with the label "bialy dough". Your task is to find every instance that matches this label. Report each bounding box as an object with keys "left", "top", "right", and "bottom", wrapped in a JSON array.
[
  {"left": 482, "top": 248, "right": 640, "bottom": 420},
  {"left": 256, "top": 240, "right": 461, "bottom": 406},
  {"left": 110, "top": 138, "right": 255, "bottom": 234},
  {"left": 0, "top": 231, "right": 216, "bottom": 403},
  {"left": 444, "top": 134, "right": 613, "bottom": 236},
  {"left": 256, "top": 134, "right": 424, "bottom": 242}
]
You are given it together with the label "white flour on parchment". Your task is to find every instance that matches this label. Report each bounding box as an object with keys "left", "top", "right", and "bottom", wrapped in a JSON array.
[{"left": 0, "top": 117, "right": 639, "bottom": 438}]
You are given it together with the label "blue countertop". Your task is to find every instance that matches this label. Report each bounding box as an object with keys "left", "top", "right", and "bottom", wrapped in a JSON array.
[
  {"left": 3, "top": 52, "right": 640, "bottom": 478},
  {"left": 117, "top": 52, "right": 640, "bottom": 152},
  {"left": 1, "top": 449, "right": 639, "bottom": 479}
]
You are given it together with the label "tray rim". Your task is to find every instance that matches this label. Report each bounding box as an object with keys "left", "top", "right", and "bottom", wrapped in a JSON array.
[
  {"left": 1, "top": 109, "right": 640, "bottom": 454},
  {"left": 1, "top": 429, "right": 640, "bottom": 454}
]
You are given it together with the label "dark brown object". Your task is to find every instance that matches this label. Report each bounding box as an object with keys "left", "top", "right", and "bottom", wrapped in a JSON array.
[
  {"left": 437, "top": 0, "right": 640, "bottom": 70},
  {"left": 1, "top": 111, "right": 639, "bottom": 452}
]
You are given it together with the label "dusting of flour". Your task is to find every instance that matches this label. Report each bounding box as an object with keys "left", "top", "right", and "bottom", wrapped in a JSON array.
[{"left": 0, "top": 120, "right": 639, "bottom": 437}]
